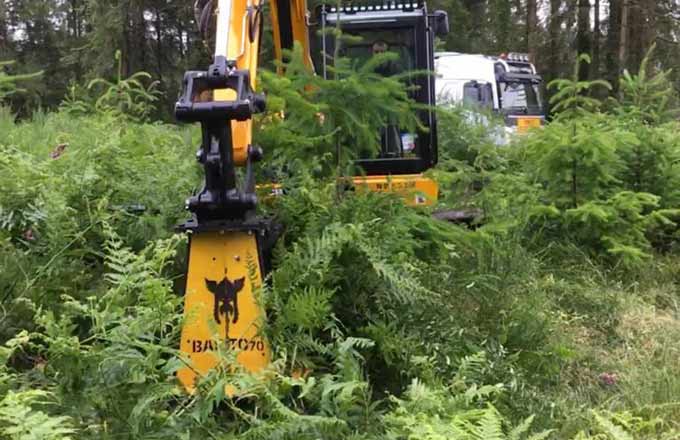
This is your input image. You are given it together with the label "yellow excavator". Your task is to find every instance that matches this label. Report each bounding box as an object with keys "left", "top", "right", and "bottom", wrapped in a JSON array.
[{"left": 176, "top": 0, "right": 449, "bottom": 391}]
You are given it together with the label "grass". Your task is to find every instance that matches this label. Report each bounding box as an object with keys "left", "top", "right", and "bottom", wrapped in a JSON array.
[{"left": 524, "top": 256, "right": 680, "bottom": 436}]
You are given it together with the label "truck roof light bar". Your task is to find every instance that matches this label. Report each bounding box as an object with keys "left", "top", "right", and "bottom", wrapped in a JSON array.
[{"left": 501, "top": 52, "right": 530, "bottom": 63}]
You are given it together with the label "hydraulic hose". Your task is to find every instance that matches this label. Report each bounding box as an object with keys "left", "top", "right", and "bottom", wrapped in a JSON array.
[{"left": 194, "top": 0, "right": 216, "bottom": 41}]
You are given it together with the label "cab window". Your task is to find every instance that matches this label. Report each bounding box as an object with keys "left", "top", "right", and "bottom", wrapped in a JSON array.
[{"left": 463, "top": 81, "right": 493, "bottom": 108}]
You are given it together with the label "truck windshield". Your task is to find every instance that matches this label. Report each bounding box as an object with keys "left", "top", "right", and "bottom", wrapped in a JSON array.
[{"left": 499, "top": 81, "right": 542, "bottom": 114}]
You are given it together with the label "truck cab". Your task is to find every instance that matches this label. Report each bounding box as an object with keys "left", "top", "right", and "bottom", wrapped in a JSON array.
[{"left": 435, "top": 52, "right": 545, "bottom": 135}]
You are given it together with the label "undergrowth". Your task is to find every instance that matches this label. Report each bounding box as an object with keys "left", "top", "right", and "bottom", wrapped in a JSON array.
[{"left": 0, "top": 48, "right": 679, "bottom": 438}]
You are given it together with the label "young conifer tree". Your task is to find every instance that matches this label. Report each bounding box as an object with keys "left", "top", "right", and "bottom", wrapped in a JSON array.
[
  {"left": 0, "top": 61, "right": 42, "bottom": 101},
  {"left": 526, "top": 54, "right": 618, "bottom": 209}
]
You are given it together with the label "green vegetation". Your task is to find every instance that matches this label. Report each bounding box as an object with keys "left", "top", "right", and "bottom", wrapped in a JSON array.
[
  {"left": 0, "top": 61, "right": 42, "bottom": 101},
  {"left": 0, "top": 50, "right": 679, "bottom": 439}
]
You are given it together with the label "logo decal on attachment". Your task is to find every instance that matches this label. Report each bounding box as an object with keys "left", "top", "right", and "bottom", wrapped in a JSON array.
[{"left": 205, "top": 276, "right": 245, "bottom": 333}]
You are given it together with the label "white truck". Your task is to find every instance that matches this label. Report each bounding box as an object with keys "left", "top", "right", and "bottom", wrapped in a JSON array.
[{"left": 434, "top": 52, "right": 545, "bottom": 136}]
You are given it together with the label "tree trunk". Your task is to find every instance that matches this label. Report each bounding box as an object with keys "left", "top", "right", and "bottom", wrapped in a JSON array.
[
  {"left": 155, "top": 5, "right": 164, "bottom": 82},
  {"left": 526, "top": 0, "right": 538, "bottom": 61},
  {"left": 123, "top": 2, "right": 131, "bottom": 77},
  {"left": 68, "top": 0, "right": 83, "bottom": 80},
  {"left": 465, "top": 0, "right": 486, "bottom": 51},
  {"left": 593, "top": 0, "right": 601, "bottom": 78},
  {"left": 0, "top": 2, "right": 7, "bottom": 50},
  {"left": 627, "top": 0, "right": 655, "bottom": 72},
  {"left": 619, "top": 0, "right": 629, "bottom": 73},
  {"left": 548, "top": 0, "right": 563, "bottom": 86},
  {"left": 133, "top": 1, "right": 148, "bottom": 74},
  {"left": 605, "top": 0, "right": 622, "bottom": 92},
  {"left": 565, "top": 0, "right": 577, "bottom": 37},
  {"left": 576, "top": 0, "right": 591, "bottom": 80}
]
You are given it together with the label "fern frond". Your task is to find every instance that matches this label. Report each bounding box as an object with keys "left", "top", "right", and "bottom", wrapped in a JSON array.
[{"left": 592, "top": 412, "right": 634, "bottom": 440}]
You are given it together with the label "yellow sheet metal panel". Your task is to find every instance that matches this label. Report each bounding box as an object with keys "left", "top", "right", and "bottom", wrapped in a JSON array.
[
  {"left": 352, "top": 174, "right": 439, "bottom": 206},
  {"left": 268, "top": 0, "right": 282, "bottom": 65},
  {"left": 258, "top": 175, "right": 439, "bottom": 206},
  {"left": 178, "top": 231, "right": 270, "bottom": 392},
  {"left": 291, "top": 0, "right": 313, "bottom": 68},
  {"left": 269, "top": 0, "right": 313, "bottom": 71},
  {"left": 213, "top": 0, "right": 311, "bottom": 165},
  {"left": 516, "top": 116, "right": 542, "bottom": 134}
]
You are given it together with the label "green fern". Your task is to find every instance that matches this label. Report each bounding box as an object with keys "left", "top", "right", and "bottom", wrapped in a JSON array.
[
  {"left": 592, "top": 412, "right": 634, "bottom": 440},
  {"left": 570, "top": 410, "right": 680, "bottom": 440},
  {"left": 0, "top": 390, "right": 75, "bottom": 440},
  {"left": 385, "top": 379, "right": 551, "bottom": 440}
]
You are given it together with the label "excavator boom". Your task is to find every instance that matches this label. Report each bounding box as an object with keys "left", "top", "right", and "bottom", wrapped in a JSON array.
[
  {"left": 177, "top": 0, "right": 312, "bottom": 391},
  {"left": 177, "top": 0, "right": 447, "bottom": 390}
]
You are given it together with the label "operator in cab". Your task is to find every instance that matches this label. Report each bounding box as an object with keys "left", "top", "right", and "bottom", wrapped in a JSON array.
[{"left": 370, "top": 40, "right": 407, "bottom": 157}]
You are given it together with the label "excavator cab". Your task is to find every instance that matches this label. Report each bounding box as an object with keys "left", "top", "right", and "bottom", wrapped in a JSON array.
[{"left": 310, "top": 2, "right": 449, "bottom": 176}]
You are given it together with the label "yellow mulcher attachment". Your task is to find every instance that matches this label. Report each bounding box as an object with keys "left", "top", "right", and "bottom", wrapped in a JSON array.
[{"left": 177, "top": 230, "right": 269, "bottom": 390}]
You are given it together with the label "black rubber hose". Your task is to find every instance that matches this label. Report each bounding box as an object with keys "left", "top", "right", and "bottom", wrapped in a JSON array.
[{"left": 194, "top": 0, "right": 215, "bottom": 40}]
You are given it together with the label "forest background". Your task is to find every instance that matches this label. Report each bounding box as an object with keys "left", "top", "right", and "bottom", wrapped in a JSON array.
[{"left": 0, "top": 0, "right": 674, "bottom": 118}]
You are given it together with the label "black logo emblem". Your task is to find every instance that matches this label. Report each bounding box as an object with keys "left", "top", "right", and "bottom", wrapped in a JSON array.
[{"left": 205, "top": 276, "right": 245, "bottom": 333}]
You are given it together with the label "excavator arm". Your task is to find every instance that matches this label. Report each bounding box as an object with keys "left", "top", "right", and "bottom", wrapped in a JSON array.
[
  {"left": 176, "top": 0, "right": 447, "bottom": 391},
  {"left": 190, "top": 0, "right": 311, "bottom": 167},
  {"left": 176, "top": 0, "right": 311, "bottom": 391}
]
